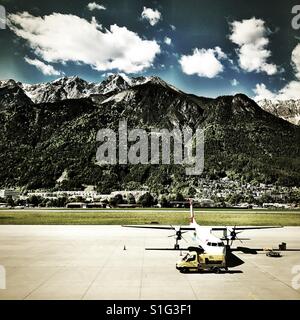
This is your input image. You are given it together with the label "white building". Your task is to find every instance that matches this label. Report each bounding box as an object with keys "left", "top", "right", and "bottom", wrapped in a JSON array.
[
  {"left": 0, "top": 189, "right": 20, "bottom": 199},
  {"left": 110, "top": 190, "right": 148, "bottom": 199}
]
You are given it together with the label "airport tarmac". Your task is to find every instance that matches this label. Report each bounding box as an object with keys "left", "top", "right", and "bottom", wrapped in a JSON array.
[{"left": 0, "top": 225, "right": 300, "bottom": 300}]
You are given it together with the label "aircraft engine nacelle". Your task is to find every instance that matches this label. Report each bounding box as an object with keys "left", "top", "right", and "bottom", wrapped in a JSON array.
[{"left": 176, "top": 230, "right": 182, "bottom": 240}]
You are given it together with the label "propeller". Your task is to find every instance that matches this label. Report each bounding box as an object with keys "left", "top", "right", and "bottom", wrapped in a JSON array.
[
  {"left": 168, "top": 226, "right": 188, "bottom": 248},
  {"left": 223, "top": 226, "right": 244, "bottom": 246},
  {"left": 229, "top": 226, "right": 243, "bottom": 245}
]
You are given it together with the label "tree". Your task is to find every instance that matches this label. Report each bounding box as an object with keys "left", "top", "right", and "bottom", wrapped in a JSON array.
[
  {"left": 227, "top": 193, "right": 243, "bottom": 205},
  {"left": 5, "top": 195, "right": 14, "bottom": 207},
  {"left": 109, "top": 197, "right": 117, "bottom": 207},
  {"left": 186, "top": 187, "right": 196, "bottom": 197},
  {"left": 114, "top": 194, "right": 124, "bottom": 205},
  {"left": 138, "top": 192, "right": 154, "bottom": 207},
  {"left": 28, "top": 195, "right": 43, "bottom": 207},
  {"left": 175, "top": 193, "right": 185, "bottom": 202},
  {"left": 159, "top": 196, "right": 170, "bottom": 208},
  {"left": 127, "top": 193, "right": 136, "bottom": 204},
  {"left": 109, "top": 194, "right": 124, "bottom": 207},
  {"left": 102, "top": 199, "right": 109, "bottom": 206},
  {"left": 260, "top": 193, "right": 273, "bottom": 204},
  {"left": 75, "top": 196, "right": 84, "bottom": 202},
  {"left": 46, "top": 197, "right": 68, "bottom": 208}
]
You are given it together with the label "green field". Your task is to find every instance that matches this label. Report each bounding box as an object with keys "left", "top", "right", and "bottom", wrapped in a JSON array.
[{"left": 0, "top": 208, "right": 300, "bottom": 225}]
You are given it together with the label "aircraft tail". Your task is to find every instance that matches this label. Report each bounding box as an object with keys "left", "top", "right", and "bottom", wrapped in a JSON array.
[{"left": 189, "top": 199, "right": 196, "bottom": 224}]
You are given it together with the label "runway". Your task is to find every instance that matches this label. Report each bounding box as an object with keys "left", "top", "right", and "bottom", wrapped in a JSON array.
[{"left": 0, "top": 225, "right": 300, "bottom": 300}]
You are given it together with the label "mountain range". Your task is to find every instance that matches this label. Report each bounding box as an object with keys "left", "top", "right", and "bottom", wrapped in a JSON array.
[
  {"left": 0, "top": 74, "right": 299, "bottom": 193},
  {"left": 257, "top": 99, "right": 300, "bottom": 126}
]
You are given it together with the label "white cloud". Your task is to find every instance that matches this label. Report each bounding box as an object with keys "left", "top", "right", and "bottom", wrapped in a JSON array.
[
  {"left": 164, "top": 36, "right": 171, "bottom": 45},
  {"left": 179, "top": 47, "right": 227, "bottom": 78},
  {"left": 24, "top": 57, "right": 62, "bottom": 76},
  {"left": 229, "top": 18, "right": 278, "bottom": 75},
  {"left": 230, "top": 78, "right": 239, "bottom": 86},
  {"left": 170, "top": 24, "right": 176, "bottom": 31},
  {"left": 276, "top": 81, "right": 300, "bottom": 99},
  {"left": 254, "top": 44, "right": 300, "bottom": 101},
  {"left": 253, "top": 83, "right": 276, "bottom": 100},
  {"left": 141, "top": 7, "right": 161, "bottom": 26},
  {"left": 87, "top": 2, "right": 106, "bottom": 11},
  {"left": 292, "top": 43, "right": 300, "bottom": 78},
  {"left": 254, "top": 81, "right": 300, "bottom": 101},
  {"left": 8, "top": 12, "right": 160, "bottom": 73}
]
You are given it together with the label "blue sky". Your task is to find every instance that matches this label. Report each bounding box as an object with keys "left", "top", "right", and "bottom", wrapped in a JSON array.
[{"left": 0, "top": 0, "right": 300, "bottom": 99}]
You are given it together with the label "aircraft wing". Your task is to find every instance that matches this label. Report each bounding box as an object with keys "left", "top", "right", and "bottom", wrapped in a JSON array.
[
  {"left": 123, "top": 225, "right": 282, "bottom": 231},
  {"left": 145, "top": 247, "right": 189, "bottom": 251},
  {"left": 145, "top": 246, "right": 204, "bottom": 251},
  {"left": 212, "top": 226, "right": 283, "bottom": 231},
  {"left": 122, "top": 225, "right": 196, "bottom": 231},
  {"left": 232, "top": 226, "right": 283, "bottom": 230}
]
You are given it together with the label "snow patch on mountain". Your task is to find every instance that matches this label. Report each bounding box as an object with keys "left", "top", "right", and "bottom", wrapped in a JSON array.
[{"left": 257, "top": 99, "right": 300, "bottom": 125}]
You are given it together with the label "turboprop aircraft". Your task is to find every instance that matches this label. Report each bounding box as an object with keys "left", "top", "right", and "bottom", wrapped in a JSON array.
[
  {"left": 123, "top": 199, "right": 282, "bottom": 253},
  {"left": 123, "top": 200, "right": 300, "bottom": 271}
]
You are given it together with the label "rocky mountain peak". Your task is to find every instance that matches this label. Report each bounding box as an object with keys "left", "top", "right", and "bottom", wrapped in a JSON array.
[
  {"left": 97, "top": 74, "right": 130, "bottom": 94},
  {"left": 1, "top": 74, "right": 299, "bottom": 127},
  {"left": 0, "top": 79, "right": 32, "bottom": 108},
  {"left": 0, "top": 74, "right": 300, "bottom": 190},
  {"left": 0, "top": 79, "right": 19, "bottom": 88},
  {"left": 257, "top": 99, "right": 300, "bottom": 125}
]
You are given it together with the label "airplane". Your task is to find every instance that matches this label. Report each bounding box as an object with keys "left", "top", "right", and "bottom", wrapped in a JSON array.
[
  {"left": 123, "top": 199, "right": 282, "bottom": 254},
  {"left": 123, "top": 200, "right": 300, "bottom": 272}
]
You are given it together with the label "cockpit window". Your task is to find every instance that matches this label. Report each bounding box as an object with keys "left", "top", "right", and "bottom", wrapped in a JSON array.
[{"left": 208, "top": 241, "right": 224, "bottom": 247}]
